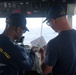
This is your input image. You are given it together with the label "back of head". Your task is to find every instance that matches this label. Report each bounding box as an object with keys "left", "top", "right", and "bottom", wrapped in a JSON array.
[
  {"left": 43, "top": 5, "right": 67, "bottom": 23},
  {"left": 6, "top": 13, "right": 28, "bottom": 31}
]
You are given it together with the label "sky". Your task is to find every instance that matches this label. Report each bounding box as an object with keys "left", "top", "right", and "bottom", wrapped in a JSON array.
[
  {"left": 0, "top": 16, "right": 76, "bottom": 29},
  {"left": 0, "top": 17, "right": 47, "bottom": 29},
  {"left": 0, "top": 17, "right": 50, "bottom": 35}
]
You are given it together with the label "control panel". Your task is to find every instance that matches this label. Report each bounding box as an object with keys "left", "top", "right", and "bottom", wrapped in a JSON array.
[{"left": 0, "top": 0, "right": 68, "bottom": 17}]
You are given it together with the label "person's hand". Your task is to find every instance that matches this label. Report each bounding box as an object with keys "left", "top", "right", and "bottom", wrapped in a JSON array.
[
  {"left": 31, "top": 46, "right": 39, "bottom": 52},
  {"left": 38, "top": 45, "right": 46, "bottom": 55},
  {"left": 38, "top": 48, "right": 45, "bottom": 61},
  {"left": 43, "top": 45, "right": 46, "bottom": 50}
]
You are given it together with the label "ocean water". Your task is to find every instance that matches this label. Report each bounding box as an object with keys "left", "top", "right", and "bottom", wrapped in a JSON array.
[
  {"left": 23, "top": 27, "right": 58, "bottom": 45},
  {"left": 0, "top": 27, "right": 58, "bottom": 46},
  {"left": 1, "top": 26, "right": 76, "bottom": 46}
]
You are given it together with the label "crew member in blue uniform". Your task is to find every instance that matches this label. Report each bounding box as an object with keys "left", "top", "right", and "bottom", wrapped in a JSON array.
[
  {"left": 40, "top": 5, "right": 76, "bottom": 75},
  {"left": 0, "top": 13, "right": 35, "bottom": 75}
]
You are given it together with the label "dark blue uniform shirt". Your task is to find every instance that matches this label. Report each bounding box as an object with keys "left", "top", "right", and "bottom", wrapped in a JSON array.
[
  {"left": 45, "top": 29, "right": 76, "bottom": 75},
  {"left": 0, "top": 34, "right": 35, "bottom": 75}
]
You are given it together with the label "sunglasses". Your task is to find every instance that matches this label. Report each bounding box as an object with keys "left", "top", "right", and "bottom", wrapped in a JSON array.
[{"left": 21, "top": 27, "right": 27, "bottom": 33}]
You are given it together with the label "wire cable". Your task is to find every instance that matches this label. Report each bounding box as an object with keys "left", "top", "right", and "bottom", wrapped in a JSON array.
[{"left": 40, "top": 18, "right": 44, "bottom": 36}]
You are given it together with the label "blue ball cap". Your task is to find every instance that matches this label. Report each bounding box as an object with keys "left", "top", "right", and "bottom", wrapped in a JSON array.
[
  {"left": 43, "top": 5, "right": 67, "bottom": 23},
  {"left": 6, "top": 13, "right": 29, "bottom": 32}
]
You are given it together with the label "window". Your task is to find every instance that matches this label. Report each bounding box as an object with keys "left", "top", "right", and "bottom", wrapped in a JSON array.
[
  {"left": 0, "top": 18, "right": 6, "bottom": 33},
  {"left": 0, "top": 18, "right": 58, "bottom": 45},
  {"left": 72, "top": 15, "right": 76, "bottom": 29},
  {"left": 23, "top": 18, "right": 58, "bottom": 45}
]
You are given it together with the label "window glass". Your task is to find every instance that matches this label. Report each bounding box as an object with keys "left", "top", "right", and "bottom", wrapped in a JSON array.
[
  {"left": 0, "top": 18, "right": 6, "bottom": 33},
  {"left": 72, "top": 15, "right": 76, "bottom": 29},
  {"left": 0, "top": 18, "right": 58, "bottom": 45},
  {"left": 23, "top": 18, "right": 58, "bottom": 45}
]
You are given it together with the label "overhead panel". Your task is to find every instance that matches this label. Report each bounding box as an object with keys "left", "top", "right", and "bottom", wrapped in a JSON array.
[
  {"left": 0, "top": 0, "right": 72, "bottom": 17},
  {"left": 0, "top": 0, "right": 52, "bottom": 17},
  {"left": 0, "top": 1, "right": 25, "bottom": 17}
]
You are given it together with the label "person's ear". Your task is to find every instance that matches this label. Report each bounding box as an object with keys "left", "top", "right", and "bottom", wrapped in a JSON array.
[{"left": 16, "top": 26, "right": 21, "bottom": 33}]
